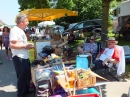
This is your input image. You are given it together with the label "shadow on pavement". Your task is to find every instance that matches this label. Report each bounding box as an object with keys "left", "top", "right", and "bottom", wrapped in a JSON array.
[
  {"left": 0, "top": 90, "right": 17, "bottom": 97},
  {"left": 0, "top": 50, "right": 18, "bottom": 97},
  {"left": 95, "top": 70, "right": 127, "bottom": 82},
  {"left": 121, "top": 93, "right": 128, "bottom": 97}
]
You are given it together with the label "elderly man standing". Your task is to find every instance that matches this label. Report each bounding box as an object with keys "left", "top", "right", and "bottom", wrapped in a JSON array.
[
  {"left": 92, "top": 37, "right": 120, "bottom": 71},
  {"left": 9, "top": 14, "right": 34, "bottom": 97}
]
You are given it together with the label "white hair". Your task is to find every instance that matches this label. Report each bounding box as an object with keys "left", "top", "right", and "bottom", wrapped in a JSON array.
[{"left": 15, "top": 14, "right": 28, "bottom": 24}]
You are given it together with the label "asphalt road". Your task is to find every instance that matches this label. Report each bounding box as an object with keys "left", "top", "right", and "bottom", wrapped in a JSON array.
[{"left": 0, "top": 49, "right": 33, "bottom": 97}]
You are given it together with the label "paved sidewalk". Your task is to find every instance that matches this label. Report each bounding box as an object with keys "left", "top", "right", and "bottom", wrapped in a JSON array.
[{"left": 0, "top": 49, "right": 130, "bottom": 97}]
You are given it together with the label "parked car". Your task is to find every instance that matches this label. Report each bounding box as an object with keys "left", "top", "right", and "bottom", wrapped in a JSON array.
[
  {"left": 52, "top": 25, "right": 65, "bottom": 34},
  {"left": 68, "top": 23, "right": 78, "bottom": 29},
  {"left": 62, "top": 20, "right": 102, "bottom": 36},
  {"left": 62, "top": 23, "right": 77, "bottom": 36}
]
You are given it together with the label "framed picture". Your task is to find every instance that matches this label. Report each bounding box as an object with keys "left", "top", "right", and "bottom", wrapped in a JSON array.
[{"left": 35, "top": 41, "right": 50, "bottom": 60}]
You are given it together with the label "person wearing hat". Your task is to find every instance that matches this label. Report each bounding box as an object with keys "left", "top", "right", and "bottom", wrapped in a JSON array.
[
  {"left": 77, "top": 36, "right": 97, "bottom": 55},
  {"left": 92, "top": 37, "right": 120, "bottom": 71}
]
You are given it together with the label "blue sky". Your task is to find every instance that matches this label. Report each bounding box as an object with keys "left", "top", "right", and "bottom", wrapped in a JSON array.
[{"left": 0, "top": 0, "right": 20, "bottom": 25}]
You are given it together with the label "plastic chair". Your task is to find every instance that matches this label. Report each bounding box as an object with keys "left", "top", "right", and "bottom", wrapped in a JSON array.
[
  {"left": 108, "top": 45, "right": 125, "bottom": 81},
  {"left": 122, "top": 45, "right": 130, "bottom": 59},
  {"left": 92, "top": 45, "right": 125, "bottom": 81},
  {"left": 92, "top": 41, "right": 102, "bottom": 61}
]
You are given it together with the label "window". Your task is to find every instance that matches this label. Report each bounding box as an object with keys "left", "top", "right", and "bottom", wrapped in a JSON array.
[
  {"left": 84, "top": 21, "right": 95, "bottom": 27},
  {"left": 74, "top": 23, "right": 83, "bottom": 29}
]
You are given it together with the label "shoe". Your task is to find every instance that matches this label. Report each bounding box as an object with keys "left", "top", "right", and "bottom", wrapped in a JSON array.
[
  {"left": 91, "top": 67, "right": 96, "bottom": 72},
  {"left": 6, "top": 56, "right": 9, "bottom": 59},
  {"left": 10, "top": 58, "right": 12, "bottom": 60}
]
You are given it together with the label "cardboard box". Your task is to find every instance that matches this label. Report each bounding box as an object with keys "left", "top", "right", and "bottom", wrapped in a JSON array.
[
  {"left": 52, "top": 34, "right": 61, "bottom": 41},
  {"left": 50, "top": 39, "right": 63, "bottom": 46},
  {"left": 54, "top": 47, "right": 63, "bottom": 56}
]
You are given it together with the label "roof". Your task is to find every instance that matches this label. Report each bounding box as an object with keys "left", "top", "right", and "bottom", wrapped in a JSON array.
[{"left": 0, "top": 19, "right": 6, "bottom": 25}]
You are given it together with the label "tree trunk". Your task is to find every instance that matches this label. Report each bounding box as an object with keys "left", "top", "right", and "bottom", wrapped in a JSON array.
[
  {"left": 101, "top": 1, "right": 111, "bottom": 48},
  {"left": 39, "top": 0, "right": 43, "bottom": 8}
]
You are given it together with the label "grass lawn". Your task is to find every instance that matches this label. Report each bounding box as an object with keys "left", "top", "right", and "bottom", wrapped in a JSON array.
[{"left": 70, "top": 32, "right": 130, "bottom": 79}]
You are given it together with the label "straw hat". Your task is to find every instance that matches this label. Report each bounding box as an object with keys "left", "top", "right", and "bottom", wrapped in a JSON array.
[{"left": 106, "top": 37, "right": 118, "bottom": 44}]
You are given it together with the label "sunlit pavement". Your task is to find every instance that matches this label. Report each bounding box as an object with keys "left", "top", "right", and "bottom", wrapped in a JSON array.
[{"left": 0, "top": 48, "right": 130, "bottom": 97}]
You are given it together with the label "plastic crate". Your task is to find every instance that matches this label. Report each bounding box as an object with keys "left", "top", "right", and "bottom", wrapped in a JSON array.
[
  {"left": 76, "top": 88, "right": 100, "bottom": 95},
  {"left": 68, "top": 93, "right": 100, "bottom": 97}
]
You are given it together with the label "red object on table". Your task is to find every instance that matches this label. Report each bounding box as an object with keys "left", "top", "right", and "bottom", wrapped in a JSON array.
[{"left": 68, "top": 93, "right": 100, "bottom": 97}]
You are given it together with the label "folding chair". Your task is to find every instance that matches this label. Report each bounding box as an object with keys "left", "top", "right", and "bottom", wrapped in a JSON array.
[
  {"left": 108, "top": 45, "right": 125, "bottom": 81},
  {"left": 92, "top": 41, "right": 102, "bottom": 61}
]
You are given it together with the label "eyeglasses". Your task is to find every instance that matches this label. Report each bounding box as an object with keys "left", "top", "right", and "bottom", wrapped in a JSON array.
[
  {"left": 107, "top": 41, "right": 115, "bottom": 44},
  {"left": 90, "top": 39, "right": 94, "bottom": 40}
]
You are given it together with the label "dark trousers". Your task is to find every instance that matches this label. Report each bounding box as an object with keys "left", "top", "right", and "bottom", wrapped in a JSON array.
[
  {"left": 13, "top": 56, "right": 31, "bottom": 97},
  {"left": 92, "top": 60, "right": 108, "bottom": 70}
]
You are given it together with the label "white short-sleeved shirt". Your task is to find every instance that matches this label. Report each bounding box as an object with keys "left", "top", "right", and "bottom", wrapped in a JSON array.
[
  {"left": 9, "top": 26, "right": 29, "bottom": 59},
  {"left": 0, "top": 31, "right": 3, "bottom": 36},
  {"left": 99, "top": 48, "right": 114, "bottom": 61}
]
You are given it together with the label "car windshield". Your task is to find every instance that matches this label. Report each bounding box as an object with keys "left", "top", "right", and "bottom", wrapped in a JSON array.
[{"left": 68, "top": 23, "right": 77, "bottom": 29}]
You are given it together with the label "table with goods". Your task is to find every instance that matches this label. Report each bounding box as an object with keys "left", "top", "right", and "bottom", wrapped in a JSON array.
[{"left": 29, "top": 34, "right": 109, "bottom": 97}]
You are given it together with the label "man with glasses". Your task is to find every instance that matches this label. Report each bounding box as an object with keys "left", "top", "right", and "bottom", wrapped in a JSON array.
[
  {"left": 91, "top": 37, "right": 120, "bottom": 71},
  {"left": 77, "top": 36, "right": 97, "bottom": 55}
]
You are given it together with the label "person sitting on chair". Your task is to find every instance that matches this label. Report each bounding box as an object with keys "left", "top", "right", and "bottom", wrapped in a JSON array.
[
  {"left": 77, "top": 36, "right": 97, "bottom": 55},
  {"left": 68, "top": 30, "right": 75, "bottom": 44},
  {"left": 91, "top": 37, "right": 120, "bottom": 71}
]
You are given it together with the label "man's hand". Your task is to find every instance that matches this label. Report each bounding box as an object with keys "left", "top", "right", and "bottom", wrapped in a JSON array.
[
  {"left": 102, "top": 61, "right": 106, "bottom": 66},
  {"left": 25, "top": 44, "right": 34, "bottom": 50},
  {"left": 95, "top": 58, "right": 99, "bottom": 60},
  {"left": 102, "top": 58, "right": 109, "bottom": 66}
]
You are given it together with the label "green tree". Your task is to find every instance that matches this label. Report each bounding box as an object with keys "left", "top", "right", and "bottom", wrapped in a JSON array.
[
  {"left": 18, "top": 0, "right": 50, "bottom": 11},
  {"left": 56, "top": 0, "right": 74, "bottom": 10},
  {"left": 18, "top": 0, "right": 50, "bottom": 26},
  {"left": 101, "top": 0, "right": 121, "bottom": 48},
  {"left": 55, "top": 0, "right": 75, "bottom": 26},
  {"left": 73, "top": 0, "right": 102, "bottom": 21},
  {"left": 55, "top": 0, "right": 102, "bottom": 25}
]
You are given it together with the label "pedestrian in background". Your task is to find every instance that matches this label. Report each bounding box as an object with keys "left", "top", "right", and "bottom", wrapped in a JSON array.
[
  {"left": 9, "top": 14, "right": 34, "bottom": 97},
  {"left": 0, "top": 28, "right": 3, "bottom": 50},
  {"left": 2, "top": 26, "right": 12, "bottom": 60},
  {"left": 0, "top": 28, "right": 3, "bottom": 64}
]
